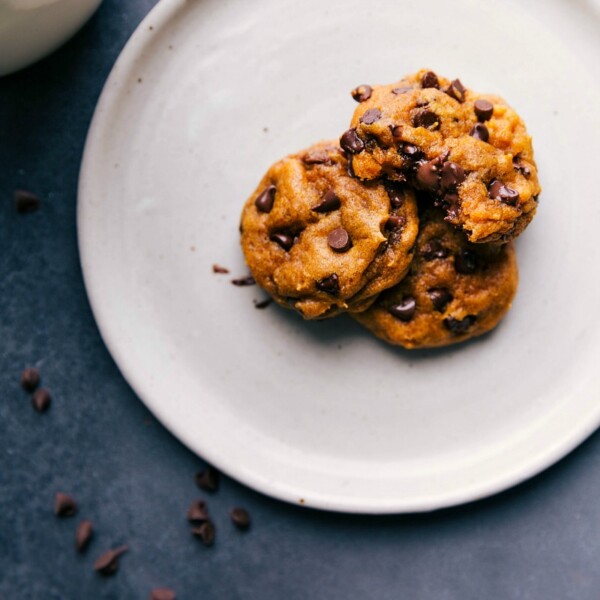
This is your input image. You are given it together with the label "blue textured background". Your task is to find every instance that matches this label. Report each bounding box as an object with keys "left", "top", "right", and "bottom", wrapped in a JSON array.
[{"left": 1, "top": 2, "right": 600, "bottom": 598}]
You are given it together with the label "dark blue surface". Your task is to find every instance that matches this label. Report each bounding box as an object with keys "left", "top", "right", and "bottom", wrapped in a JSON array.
[{"left": 1, "top": 2, "right": 600, "bottom": 598}]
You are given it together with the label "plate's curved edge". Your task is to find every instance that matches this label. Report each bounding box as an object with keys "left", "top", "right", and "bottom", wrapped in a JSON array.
[{"left": 77, "top": 0, "right": 600, "bottom": 514}]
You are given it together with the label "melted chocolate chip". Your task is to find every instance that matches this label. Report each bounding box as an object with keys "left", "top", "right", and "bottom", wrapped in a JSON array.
[
  {"left": 340, "top": 129, "right": 365, "bottom": 154},
  {"left": 351, "top": 84, "right": 373, "bottom": 102},
  {"left": 443, "top": 315, "right": 476, "bottom": 334},
  {"left": 420, "top": 239, "right": 449, "bottom": 260},
  {"left": 444, "top": 79, "right": 466, "bottom": 103},
  {"left": 470, "top": 123, "right": 489, "bottom": 142},
  {"left": 303, "top": 150, "right": 331, "bottom": 165},
  {"left": 513, "top": 156, "right": 531, "bottom": 177},
  {"left": 415, "top": 159, "right": 442, "bottom": 191},
  {"left": 386, "top": 184, "right": 406, "bottom": 208},
  {"left": 230, "top": 507, "right": 251, "bottom": 530},
  {"left": 195, "top": 466, "right": 219, "bottom": 492},
  {"left": 421, "top": 71, "right": 439, "bottom": 89},
  {"left": 442, "top": 192, "right": 461, "bottom": 220},
  {"left": 254, "top": 185, "right": 276, "bottom": 213},
  {"left": 191, "top": 521, "right": 215, "bottom": 546},
  {"left": 21, "top": 367, "right": 40, "bottom": 392},
  {"left": 94, "top": 546, "right": 128, "bottom": 575},
  {"left": 412, "top": 109, "right": 440, "bottom": 129},
  {"left": 488, "top": 180, "right": 520, "bottom": 206},
  {"left": 454, "top": 249, "right": 478, "bottom": 274},
  {"left": 400, "top": 143, "right": 423, "bottom": 161},
  {"left": 392, "top": 86, "right": 412, "bottom": 95},
  {"left": 360, "top": 108, "right": 382, "bottom": 125},
  {"left": 76, "top": 520, "right": 94, "bottom": 552},
  {"left": 428, "top": 288, "right": 453, "bottom": 312},
  {"left": 474, "top": 99, "right": 494, "bottom": 121},
  {"left": 440, "top": 161, "right": 465, "bottom": 190},
  {"left": 312, "top": 189, "right": 341, "bottom": 213},
  {"left": 316, "top": 274, "right": 340, "bottom": 296},
  {"left": 327, "top": 228, "right": 352, "bottom": 253},
  {"left": 270, "top": 232, "right": 295, "bottom": 251},
  {"left": 385, "top": 215, "right": 405, "bottom": 231},
  {"left": 388, "top": 297, "right": 416, "bottom": 321},
  {"left": 54, "top": 492, "right": 78, "bottom": 517}
]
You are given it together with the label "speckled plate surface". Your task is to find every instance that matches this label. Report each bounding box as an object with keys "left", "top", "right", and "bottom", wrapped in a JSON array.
[{"left": 78, "top": 0, "right": 600, "bottom": 513}]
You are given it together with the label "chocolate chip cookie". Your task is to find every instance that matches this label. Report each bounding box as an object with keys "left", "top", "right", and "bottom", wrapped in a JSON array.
[
  {"left": 240, "top": 141, "right": 419, "bottom": 319},
  {"left": 342, "top": 70, "right": 541, "bottom": 243},
  {"left": 352, "top": 208, "right": 518, "bottom": 348}
]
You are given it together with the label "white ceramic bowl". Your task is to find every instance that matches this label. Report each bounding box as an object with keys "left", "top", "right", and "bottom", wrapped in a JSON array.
[{"left": 0, "top": 0, "right": 102, "bottom": 76}]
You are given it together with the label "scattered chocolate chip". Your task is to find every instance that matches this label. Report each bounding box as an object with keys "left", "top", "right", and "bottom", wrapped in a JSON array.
[
  {"left": 392, "top": 86, "right": 412, "bottom": 95},
  {"left": 470, "top": 123, "right": 489, "bottom": 142},
  {"left": 270, "top": 232, "right": 295, "bottom": 251},
  {"left": 385, "top": 215, "right": 405, "bottom": 231},
  {"left": 94, "top": 545, "right": 128, "bottom": 576},
  {"left": 316, "top": 274, "right": 340, "bottom": 296},
  {"left": 187, "top": 499, "right": 209, "bottom": 523},
  {"left": 474, "top": 99, "right": 494, "bottom": 121},
  {"left": 231, "top": 276, "right": 255, "bottom": 286},
  {"left": 150, "top": 589, "right": 176, "bottom": 600},
  {"left": 412, "top": 109, "right": 440, "bottom": 129},
  {"left": 443, "top": 315, "right": 476, "bottom": 334},
  {"left": 230, "top": 507, "right": 251, "bottom": 530},
  {"left": 254, "top": 185, "right": 276, "bottom": 213},
  {"left": 454, "top": 249, "right": 478, "bottom": 274},
  {"left": 513, "top": 156, "right": 531, "bottom": 177},
  {"left": 54, "top": 492, "right": 78, "bottom": 517},
  {"left": 388, "top": 297, "right": 416, "bottom": 322},
  {"left": 444, "top": 79, "right": 466, "bottom": 103},
  {"left": 421, "top": 71, "right": 439, "bottom": 89},
  {"left": 440, "top": 161, "right": 465, "bottom": 190},
  {"left": 340, "top": 129, "right": 365, "bottom": 154},
  {"left": 351, "top": 84, "right": 373, "bottom": 102},
  {"left": 303, "top": 149, "right": 331, "bottom": 165},
  {"left": 386, "top": 184, "right": 406, "bottom": 208},
  {"left": 428, "top": 288, "right": 453, "bottom": 312},
  {"left": 20, "top": 367, "right": 40, "bottom": 392},
  {"left": 195, "top": 466, "right": 219, "bottom": 492},
  {"left": 191, "top": 521, "right": 215, "bottom": 546},
  {"left": 420, "top": 239, "right": 449, "bottom": 260},
  {"left": 14, "top": 189, "right": 40, "bottom": 213},
  {"left": 32, "top": 388, "right": 51, "bottom": 412},
  {"left": 488, "top": 180, "right": 520, "bottom": 206},
  {"left": 416, "top": 159, "right": 441, "bottom": 191},
  {"left": 311, "top": 189, "right": 341, "bottom": 213},
  {"left": 75, "top": 520, "right": 94, "bottom": 552},
  {"left": 327, "top": 228, "right": 352, "bottom": 253},
  {"left": 360, "top": 108, "right": 382, "bottom": 125},
  {"left": 212, "top": 264, "right": 229, "bottom": 274},
  {"left": 254, "top": 298, "right": 272, "bottom": 309}
]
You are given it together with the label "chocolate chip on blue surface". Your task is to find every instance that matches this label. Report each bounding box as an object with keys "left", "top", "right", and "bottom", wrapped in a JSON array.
[
  {"left": 392, "top": 86, "right": 412, "bottom": 95},
  {"left": 311, "top": 189, "right": 341, "bottom": 213},
  {"left": 254, "top": 185, "right": 276, "bottom": 213},
  {"left": 14, "top": 189, "right": 40, "bottom": 213},
  {"left": 316, "top": 274, "right": 340, "bottom": 296},
  {"left": 488, "top": 180, "right": 520, "bottom": 206},
  {"left": 388, "top": 297, "right": 416, "bottom": 322},
  {"left": 191, "top": 521, "right": 215, "bottom": 546},
  {"left": 420, "top": 239, "right": 449, "bottom": 260},
  {"left": 340, "top": 129, "right": 365, "bottom": 154},
  {"left": 54, "top": 492, "right": 78, "bottom": 517},
  {"left": 428, "top": 288, "right": 453, "bottom": 312},
  {"left": 230, "top": 507, "right": 251, "bottom": 530},
  {"left": 328, "top": 228, "right": 352, "bottom": 253},
  {"left": 470, "top": 123, "right": 489, "bottom": 142},
  {"left": 474, "top": 99, "right": 494, "bottom": 121},
  {"left": 421, "top": 71, "right": 439, "bottom": 89},
  {"left": 386, "top": 184, "right": 406, "bottom": 208},
  {"left": 187, "top": 499, "right": 209, "bottom": 523},
  {"left": 76, "top": 520, "right": 94, "bottom": 552},
  {"left": 94, "top": 545, "right": 128, "bottom": 575},
  {"left": 412, "top": 109, "right": 439, "bottom": 129},
  {"left": 443, "top": 315, "right": 476, "bottom": 334},
  {"left": 150, "top": 588, "right": 176, "bottom": 600},
  {"left": 444, "top": 79, "right": 466, "bottom": 103},
  {"left": 270, "top": 232, "right": 295, "bottom": 251},
  {"left": 32, "top": 388, "right": 51, "bottom": 412},
  {"left": 360, "top": 108, "right": 382, "bottom": 125},
  {"left": 231, "top": 276, "right": 255, "bottom": 286},
  {"left": 195, "top": 466, "right": 219, "bottom": 492},
  {"left": 454, "top": 249, "right": 478, "bottom": 274},
  {"left": 351, "top": 84, "right": 373, "bottom": 102},
  {"left": 20, "top": 367, "right": 40, "bottom": 392},
  {"left": 385, "top": 215, "right": 405, "bottom": 231}
]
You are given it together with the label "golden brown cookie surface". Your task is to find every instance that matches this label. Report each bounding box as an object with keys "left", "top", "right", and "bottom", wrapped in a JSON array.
[
  {"left": 343, "top": 70, "right": 541, "bottom": 243},
  {"left": 352, "top": 208, "right": 518, "bottom": 348},
  {"left": 240, "top": 141, "right": 419, "bottom": 319}
]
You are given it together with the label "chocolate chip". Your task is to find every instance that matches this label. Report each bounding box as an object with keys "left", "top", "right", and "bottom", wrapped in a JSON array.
[
  {"left": 54, "top": 492, "right": 78, "bottom": 517},
  {"left": 388, "top": 297, "right": 416, "bottom": 322},
  {"left": 444, "top": 79, "right": 466, "bottom": 103},
  {"left": 385, "top": 216, "right": 405, "bottom": 231},
  {"left": 513, "top": 156, "right": 531, "bottom": 177},
  {"left": 230, "top": 507, "right": 251, "bottom": 530},
  {"left": 416, "top": 159, "right": 441, "bottom": 191},
  {"left": 442, "top": 192, "right": 461, "bottom": 220},
  {"left": 32, "top": 388, "right": 51, "bottom": 412},
  {"left": 360, "top": 108, "right": 382, "bottom": 125},
  {"left": 428, "top": 288, "right": 453, "bottom": 312},
  {"left": 254, "top": 185, "right": 276, "bottom": 213},
  {"left": 191, "top": 521, "right": 215, "bottom": 546},
  {"left": 421, "top": 71, "right": 439, "bottom": 89},
  {"left": 94, "top": 545, "right": 128, "bottom": 576},
  {"left": 270, "top": 232, "right": 295, "bottom": 251},
  {"left": 303, "top": 150, "right": 331, "bottom": 165},
  {"left": 412, "top": 109, "right": 439, "bottom": 129},
  {"left": 311, "top": 189, "right": 341, "bottom": 213},
  {"left": 488, "top": 180, "right": 520, "bottom": 206},
  {"left": 470, "top": 123, "right": 489, "bottom": 142},
  {"left": 474, "top": 99, "right": 494, "bottom": 121},
  {"left": 392, "top": 86, "right": 412, "bottom": 95},
  {"left": 420, "top": 239, "right": 449, "bottom": 260},
  {"left": 454, "top": 249, "right": 478, "bottom": 274},
  {"left": 75, "top": 520, "right": 94, "bottom": 552},
  {"left": 400, "top": 143, "right": 423, "bottom": 161},
  {"left": 327, "top": 228, "right": 352, "bottom": 253},
  {"left": 187, "top": 499, "right": 209, "bottom": 523},
  {"left": 316, "top": 274, "right": 340, "bottom": 296},
  {"left": 212, "top": 264, "right": 229, "bottom": 274},
  {"left": 20, "top": 367, "right": 40, "bottom": 392},
  {"left": 443, "top": 315, "right": 476, "bottom": 334},
  {"left": 440, "top": 161, "right": 465, "bottom": 190},
  {"left": 150, "top": 588, "right": 176, "bottom": 600},
  {"left": 351, "top": 84, "right": 373, "bottom": 102},
  {"left": 254, "top": 298, "right": 272, "bottom": 309},
  {"left": 386, "top": 184, "right": 405, "bottom": 208},
  {"left": 340, "top": 129, "right": 365, "bottom": 154},
  {"left": 14, "top": 189, "right": 40, "bottom": 213},
  {"left": 195, "top": 466, "right": 219, "bottom": 492},
  {"left": 231, "top": 276, "right": 255, "bottom": 286}
]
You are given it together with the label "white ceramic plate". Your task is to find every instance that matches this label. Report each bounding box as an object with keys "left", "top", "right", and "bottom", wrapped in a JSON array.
[{"left": 78, "top": 0, "right": 600, "bottom": 513}]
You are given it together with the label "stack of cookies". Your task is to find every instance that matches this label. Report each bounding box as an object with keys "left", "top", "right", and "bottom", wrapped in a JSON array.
[{"left": 240, "top": 69, "right": 540, "bottom": 349}]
